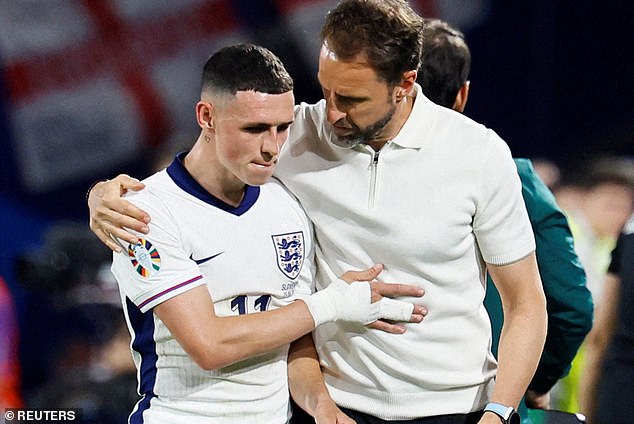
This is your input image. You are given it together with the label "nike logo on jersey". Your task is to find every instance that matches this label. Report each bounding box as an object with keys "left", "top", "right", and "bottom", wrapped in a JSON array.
[{"left": 189, "top": 252, "right": 224, "bottom": 265}]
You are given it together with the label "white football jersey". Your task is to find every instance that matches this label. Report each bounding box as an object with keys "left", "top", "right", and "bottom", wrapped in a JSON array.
[{"left": 111, "top": 154, "right": 315, "bottom": 424}]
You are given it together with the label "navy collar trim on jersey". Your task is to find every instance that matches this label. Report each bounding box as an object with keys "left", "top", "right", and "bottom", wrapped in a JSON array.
[{"left": 166, "top": 151, "right": 260, "bottom": 216}]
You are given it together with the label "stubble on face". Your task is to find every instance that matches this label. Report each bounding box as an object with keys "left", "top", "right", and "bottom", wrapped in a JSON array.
[{"left": 331, "top": 104, "right": 396, "bottom": 148}]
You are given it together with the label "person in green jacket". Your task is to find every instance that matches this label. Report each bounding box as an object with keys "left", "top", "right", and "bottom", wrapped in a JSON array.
[{"left": 417, "top": 18, "right": 593, "bottom": 423}]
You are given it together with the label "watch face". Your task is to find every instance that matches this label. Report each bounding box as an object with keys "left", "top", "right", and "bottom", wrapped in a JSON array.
[{"left": 509, "top": 411, "right": 521, "bottom": 424}]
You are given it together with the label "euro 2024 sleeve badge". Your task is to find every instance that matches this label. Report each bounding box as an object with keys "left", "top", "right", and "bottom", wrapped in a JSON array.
[{"left": 128, "top": 238, "right": 161, "bottom": 277}]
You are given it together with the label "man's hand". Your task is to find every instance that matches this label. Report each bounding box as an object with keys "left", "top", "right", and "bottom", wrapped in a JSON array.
[
  {"left": 88, "top": 174, "right": 150, "bottom": 252},
  {"left": 478, "top": 412, "right": 506, "bottom": 424},
  {"left": 312, "top": 401, "right": 356, "bottom": 424},
  {"left": 340, "top": 264, "right": 427, "bottom": 334}
]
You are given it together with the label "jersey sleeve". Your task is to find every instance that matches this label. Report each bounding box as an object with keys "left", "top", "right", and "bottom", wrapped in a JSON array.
[
  {"left": 472, "top": 131, "right": 536, "bottom": 265},
  {"left": 110, "top": 190, "right": 206, "bottom": 313}
]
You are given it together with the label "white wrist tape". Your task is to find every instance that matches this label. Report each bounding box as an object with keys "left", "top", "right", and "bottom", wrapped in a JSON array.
[
  {"left": 373, "top": 297, "right": 415, "bottom": 322},
  {"left": 304, "top": 279, "right": 414, "bottom": 327}
]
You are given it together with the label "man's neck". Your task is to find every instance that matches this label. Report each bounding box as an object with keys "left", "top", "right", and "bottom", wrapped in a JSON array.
[{"left": 183, "top": 139, "right": 246, "bottom": 207}]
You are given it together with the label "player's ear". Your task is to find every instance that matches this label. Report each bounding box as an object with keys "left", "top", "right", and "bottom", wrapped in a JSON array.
[
  {"left": 452, "top": 81, "right": 470, "bottom": 113},
  {"left": 196, "top": 101, "right": 215, "bottom": 130}
]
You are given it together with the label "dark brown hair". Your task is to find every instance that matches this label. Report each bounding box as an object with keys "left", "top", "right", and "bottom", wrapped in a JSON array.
[{"left": 321, "top": 0, "right": 424, "bottom": 86}]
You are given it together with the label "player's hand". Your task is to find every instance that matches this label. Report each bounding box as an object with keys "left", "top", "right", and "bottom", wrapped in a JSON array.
[
  {"left": 524, "top": 389, "right": 550, "bottom": 409},
  {"left": 312, "top": 400, "right": 356, "bottom": 424},
  {"left": 88, "top": 174, "right": 150, "bottom": 252},
  {"left": 340, "top": 264, "right": 427, "bottom": 334},
  {"left": 477, "top": 412, "right": 505, "bottom": 424}
]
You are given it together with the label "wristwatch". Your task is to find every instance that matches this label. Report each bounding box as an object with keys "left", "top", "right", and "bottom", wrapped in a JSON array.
[{"left": 483, "top": 402, "right": 520, "bottom": 424}]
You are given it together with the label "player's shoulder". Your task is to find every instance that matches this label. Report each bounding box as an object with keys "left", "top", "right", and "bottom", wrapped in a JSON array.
[
  {"left": 141, "top": 168, "right": 170, "bottom": 186},
  {"left": 262, "top": 178, "right": 310, "bottom": 221},
  {"left": 261, "top": 177, "right": 302, "bottom": 204},
  {"left": 125, "top": 170, "right": 174, "bottom": 206}
]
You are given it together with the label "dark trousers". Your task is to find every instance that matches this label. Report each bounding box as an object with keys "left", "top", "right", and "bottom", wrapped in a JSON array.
[{"left": 290, "top": 400, "right": 484, "bottom": 424}]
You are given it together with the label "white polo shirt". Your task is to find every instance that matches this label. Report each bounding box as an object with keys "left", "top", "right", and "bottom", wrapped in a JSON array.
[{"left": 275, "top": 84, "right": 535, "bottom": 419}]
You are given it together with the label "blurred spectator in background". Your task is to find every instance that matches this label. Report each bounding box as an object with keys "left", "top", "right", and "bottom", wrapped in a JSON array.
[
  {"left": 531, "top": 158, "right": 561, "bottom": 191},
  {"left": 28, "top": 305, "right": 137, "bottom": 424},
  {"left": 557, "top": 157, "right": 634, "bottom": 301},
  {"left": 579, "top": 214, "right": 634, "bottom": 424},
  {"left": 418, "top": 18, "right": 592, "bottom": 423},
  {"left": 13, "top": 223, "right": 137, "bottom": 423},
  {"left": 553, "top": 156, "right": 634, "bottom": 413},
  {"left": 0, "top": 275, "right": 23, "bottom": 409}
]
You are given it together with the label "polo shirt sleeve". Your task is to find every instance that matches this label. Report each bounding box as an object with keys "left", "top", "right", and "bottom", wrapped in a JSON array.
[
  {"left": 110, "top": 190, "right": 206, "bottom": 313},
  {"left": 472, "top": 131, "right": 536, "bottom": 265}
]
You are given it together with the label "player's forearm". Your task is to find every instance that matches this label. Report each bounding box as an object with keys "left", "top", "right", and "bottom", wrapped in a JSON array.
[
  {"left": 155, "top": 284, "right": 318, "bottom": 371},
  {"left": 491, "top": 295, "right": 547, "bottom": 407},
  {"left": 288, "top": 334, "right": 333, "bottom": 417},
  {"left": 205, "top": 279, "right": 378, "bottom": 368},
  {"left": 198, "top": 301, "right": 316, "bottom": 369}
]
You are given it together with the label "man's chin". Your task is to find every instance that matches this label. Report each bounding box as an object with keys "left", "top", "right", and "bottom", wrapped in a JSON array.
[
  {"left": 330, "top": 133, "right": 363, "bottom": 149},
  {"left": 246, "top": 171, "right": 275, "bottom": 186}
]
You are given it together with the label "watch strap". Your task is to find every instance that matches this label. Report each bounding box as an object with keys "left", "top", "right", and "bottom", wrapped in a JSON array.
[{"left": 484, "top": 402, "right": 516, "bottom": 422}]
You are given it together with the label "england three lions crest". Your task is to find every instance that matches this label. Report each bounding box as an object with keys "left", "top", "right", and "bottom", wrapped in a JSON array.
[{"left": 272, "top": 232, "right": 305, "bottom": 280}]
